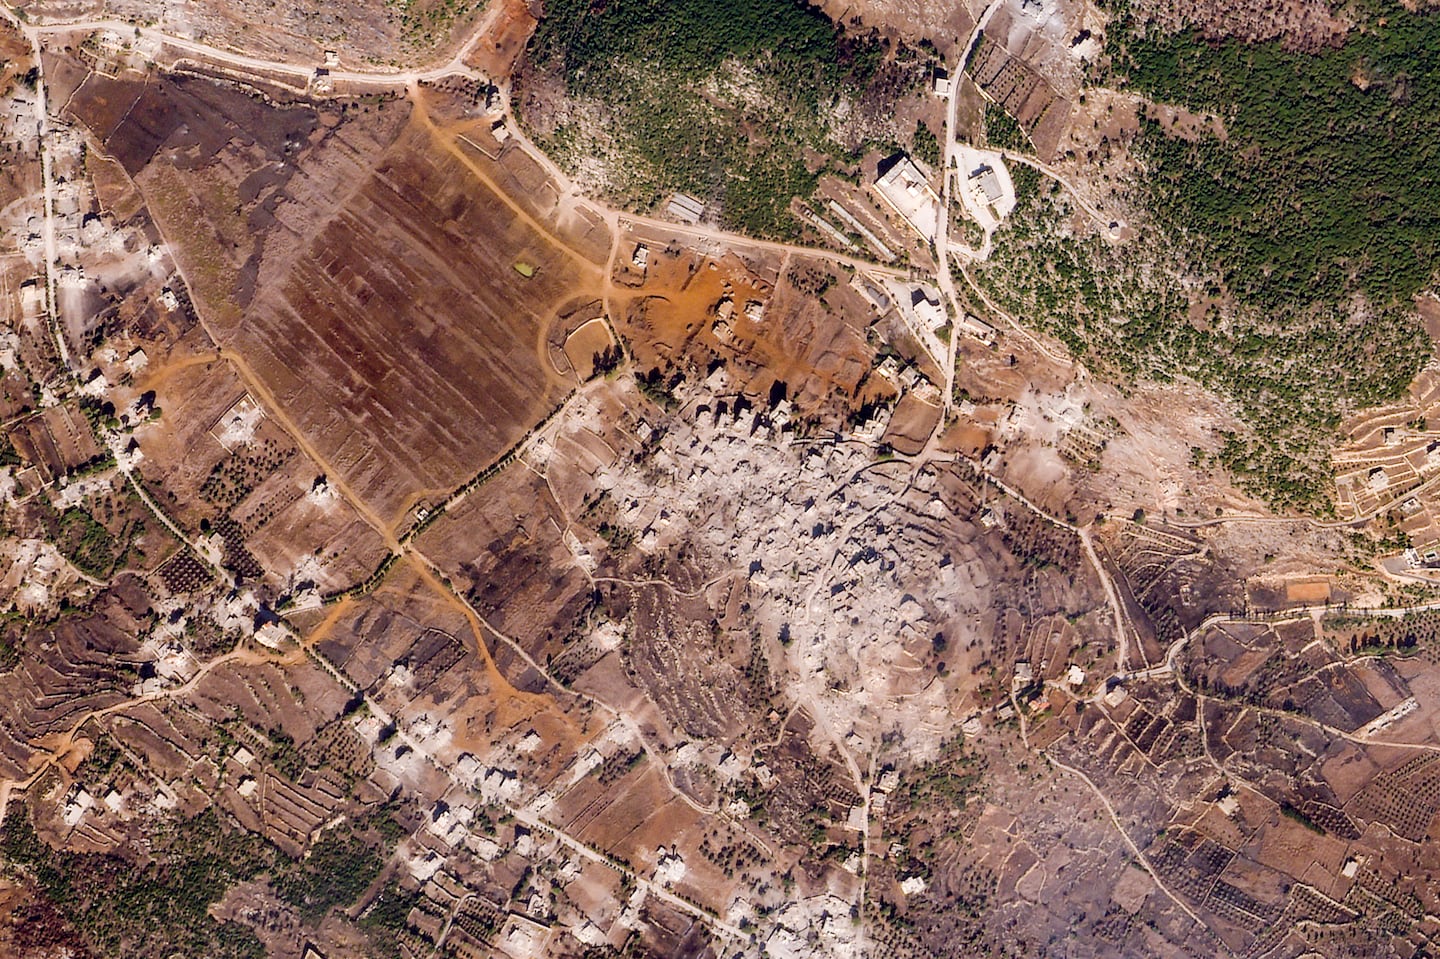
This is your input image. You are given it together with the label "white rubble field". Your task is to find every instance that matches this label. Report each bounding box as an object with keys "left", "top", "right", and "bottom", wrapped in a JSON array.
[{"left": 597, "top": 373, "right": 994, "bottom": 763}]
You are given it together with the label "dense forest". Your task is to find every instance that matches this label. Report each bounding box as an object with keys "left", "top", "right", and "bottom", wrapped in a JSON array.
[
  {"left": 1, "top": 807, "right": 271, "bottom": 959},
  {"left": 1108, "top": 7, "right": 1440, "bottom": 309}
]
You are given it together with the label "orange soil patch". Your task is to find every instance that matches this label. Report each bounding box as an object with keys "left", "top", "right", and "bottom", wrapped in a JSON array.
[
  {"left": 0, "top": 23, "right": 30, "bottom": 94},
  {"left": 618, "top": 251, "right": 875, "bottom": 420},
  {"left": 320, "top": 561, "right": 577, "bottom": 754},
  {"left": 617, "top": 252, "right": 761, "bottom": 373},
  {"left": 1284, "top": 578, "right": 1332, "bottom": 604},
  {"left": 465, "top": 0, "right": 538, "bottom": 78}
]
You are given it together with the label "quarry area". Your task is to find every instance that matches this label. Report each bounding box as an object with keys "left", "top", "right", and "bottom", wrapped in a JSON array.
[{"left": 0, "top": 0, "right": 1438, "bottom": 958}]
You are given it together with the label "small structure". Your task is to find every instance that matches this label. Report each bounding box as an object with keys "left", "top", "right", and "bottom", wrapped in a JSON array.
[
  {"left": 631, "top": 243, "right": 649, "bottom": 270},
  {"left": 909, "top": 286, "right": 945, "bottom": 330},
  {"left": 933, "top": 70, "right": 953, "bottom": 97},
  {"left": 62, "top": 787, "right": 95, "bottom": 827},
  {"left": 499, "top": 914, "right": 551, "bottom": 957},
  {"left": 254, "top": 622, "right": 290, "bottom": 649},
  {"left": 467, "top": 834, "right": 502, "bottom": 860},
  {"left": 852, "top": 275, "right": 892, "bottom": 314},
  {"left": 654, "top": 846, "right": 687, "bottom": 886},
  {"left": 490, "top": 117, "right": 510, "bottom": 142},
  {"left": 78, "top": 370, "right": 108, "bottom": 398},
  {"left": 1368, "top": 467, "right": 1389, "bottom": 493},
  {"left": 666, "top": 192, "right": 705, "bottom": 224},
  {"left": 969, "top": 164, "right": 1005, "bottom": 205},
  {"left": 406, "top": 849, "right": 443, "bottom": 881},
  {"left": 959, "top": 312, "right": 997, "bottom": 345}
]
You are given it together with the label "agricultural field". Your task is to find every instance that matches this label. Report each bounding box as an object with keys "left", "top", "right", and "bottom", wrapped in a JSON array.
[{"left": 60, "top": 60, "right": 600, "bottom": 530}]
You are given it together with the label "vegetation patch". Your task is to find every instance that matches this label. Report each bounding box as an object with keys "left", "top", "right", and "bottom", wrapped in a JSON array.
[
  {"left": 1, "top": 806, "right": 271, "bottom": 959},
  {"left": 521, "top": 0, "right": 928, "bottom": 238},
  {"left": 392, "top": 0, "right": 484, "bottom": 51},
  {"left": 57, "top": 507, "right": 117, "bottom": 578},
  {"left": 977, "top": 9, "right": 1440, "bottom": 509},
  {"left": 982, "top": 102, "right": 1031, "bottom": 154},
  {"left": 272, "top": 813, "right": 398, "bottom": 919}
]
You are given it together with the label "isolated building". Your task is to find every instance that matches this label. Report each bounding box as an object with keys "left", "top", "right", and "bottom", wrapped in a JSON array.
[
  {"left": 909, "top": 286, "right": 946, "bottom": 330},
  {"left": 958, "top": 312, "right": 997, "bottom": 345},
  {"left": 666, "top": 192, "right": 705, "bottom": 224},
  {"left": 969, "top": 164, "right": 1004, "bottom": 204},
  {"left": 874, "top": 155, "right": 940, "bottom": 242}
]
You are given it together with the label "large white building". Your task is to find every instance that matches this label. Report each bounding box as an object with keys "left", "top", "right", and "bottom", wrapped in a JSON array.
[{"left": 874, "top": 156, "right": 940, "bottom": 243}]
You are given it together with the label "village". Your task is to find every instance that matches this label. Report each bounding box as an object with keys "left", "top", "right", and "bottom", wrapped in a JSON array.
[{"left": 0, "top": 0, "right": 1439, "bottom": 957}]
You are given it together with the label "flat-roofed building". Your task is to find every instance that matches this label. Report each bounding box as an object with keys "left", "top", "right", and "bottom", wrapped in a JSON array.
[
  {"left": 666, "top": 192, "right": 705, "bottom": 223},
  {"left": 874, "top": 155, "right": 940, "bottom": 242},
  {"left": 970, "top": 163, "right": 1004, "bottom": 204}
]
